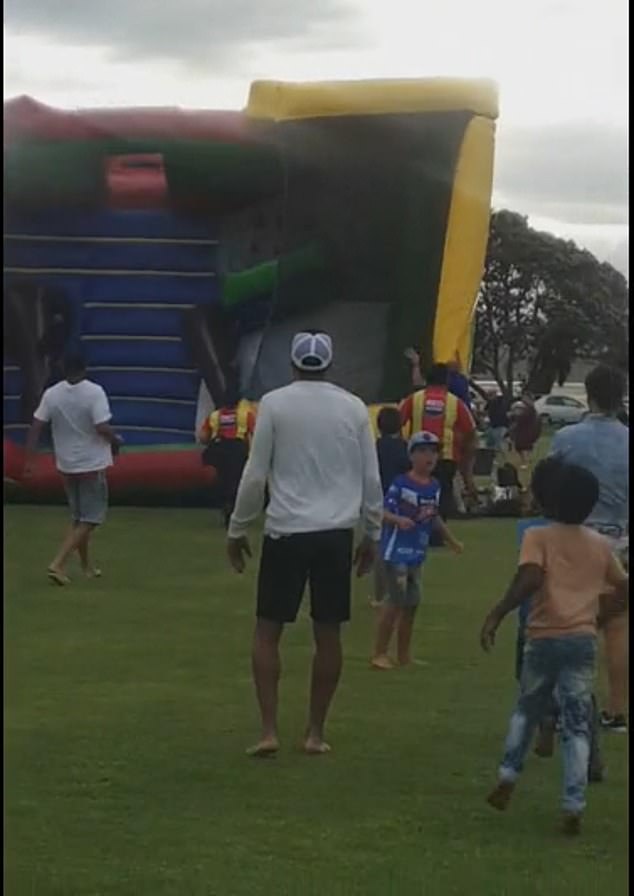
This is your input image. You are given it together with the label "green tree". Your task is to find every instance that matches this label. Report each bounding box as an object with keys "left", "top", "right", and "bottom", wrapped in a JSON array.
[{"left": 473, "top": 210, "right": 628, "bottom": 397}]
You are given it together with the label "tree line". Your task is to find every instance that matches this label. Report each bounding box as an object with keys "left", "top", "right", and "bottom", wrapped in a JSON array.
[{"left": 473, "top": 210, "right": 628, "bottom": 397}]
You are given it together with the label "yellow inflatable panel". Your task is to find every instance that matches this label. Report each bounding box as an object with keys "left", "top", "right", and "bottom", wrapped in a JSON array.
[
  {"left": 247, "top": 78, "right": 498, "bottom": 122},
  {"left": 433, "top": 115, "right": 497, "bottom": 365}
]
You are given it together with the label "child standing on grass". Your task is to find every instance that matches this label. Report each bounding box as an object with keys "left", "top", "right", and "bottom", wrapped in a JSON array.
[
  {"left": 370, "top": 406, "right": 411, "bottom": 609},
  {"left": 480, "top": 457, "right": 628, "bottom": 835},
  {"left": 371, "top": 431, "right": 463, "bottom": 669}
]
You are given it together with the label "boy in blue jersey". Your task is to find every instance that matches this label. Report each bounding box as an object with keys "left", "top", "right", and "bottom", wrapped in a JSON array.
[{"left": 371, "top": 431, "right": 463, "bottom": 669}]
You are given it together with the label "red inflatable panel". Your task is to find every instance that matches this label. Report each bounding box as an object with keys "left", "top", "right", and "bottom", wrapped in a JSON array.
[
  {"left": 106, "top": 154, "right": 168, "bottom": 209},
  {"left": 4, "top": 440, "right": 216, "bottom": 499},
  {"left": 3, "top": 95, "right": 256, "bottom": 147}
]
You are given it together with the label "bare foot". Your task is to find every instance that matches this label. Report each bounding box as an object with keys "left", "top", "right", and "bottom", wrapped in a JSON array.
[
  {"left": 246, "top": 737, "right": 279, "bottom": 759},
  {"left": 371, "top": 655, "right": 394, "bottom": 670},
  {"left": 48, "top": 567, "right": 70, "bottom": 586},
  {"left": 303, "top": 737, "right": 332, "bottom": 755}
]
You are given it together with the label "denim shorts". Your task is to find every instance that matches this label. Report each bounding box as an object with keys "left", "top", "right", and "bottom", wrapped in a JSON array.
[
  {"left": 63, "top": 471, "right": 109, "bottom": 525},
  {"left": 384, "top": 563, "right": 421, "bottom": 608}
]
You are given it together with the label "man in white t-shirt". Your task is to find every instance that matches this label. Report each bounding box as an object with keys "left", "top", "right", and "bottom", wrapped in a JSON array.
[
  {"left": 24, "top": 355, "right": 122, "bottom": 586},
  {"left": 227, "top": 331, "right": 383, "bottom": 758}
]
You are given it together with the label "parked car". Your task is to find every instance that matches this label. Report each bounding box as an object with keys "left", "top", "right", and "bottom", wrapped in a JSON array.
[{"left": 535, "top": 394, "right": 587, "bottom": 426}]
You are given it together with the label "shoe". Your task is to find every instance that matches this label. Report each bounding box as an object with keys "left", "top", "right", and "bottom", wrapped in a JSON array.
[
  {"left": 588, "top": 764, "right": 605, "bottom": 784},
  {"left": 600, "top": 713, "right": 628, "bottom": 733},
  {"left": 561, "top": 812, "right": 582, "bottom": 836},
  {"left": 486, "top": 780, "right": 515, "bottom": 811}
]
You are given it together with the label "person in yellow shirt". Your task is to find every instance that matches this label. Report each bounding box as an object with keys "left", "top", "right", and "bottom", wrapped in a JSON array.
[{"left": 199, "top": 389, "right": 256, "bottom": 528}]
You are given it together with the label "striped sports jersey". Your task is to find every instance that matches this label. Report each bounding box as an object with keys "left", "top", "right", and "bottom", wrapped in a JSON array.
[
  {"left": 199, "top": 402, "right": 255, "bottom": 443},
  {"left": 399, "top": 386, "right": 475, "bottom": 462}
]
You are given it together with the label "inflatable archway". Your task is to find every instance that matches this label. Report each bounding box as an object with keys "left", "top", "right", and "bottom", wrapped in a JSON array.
[{"left": 3, "top": 78, "right": 498, "bottom": 503}]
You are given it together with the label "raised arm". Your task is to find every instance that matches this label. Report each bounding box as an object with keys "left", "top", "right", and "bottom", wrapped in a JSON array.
[{"left": 404, "top": 347, "right": 425, "bottom": 389}]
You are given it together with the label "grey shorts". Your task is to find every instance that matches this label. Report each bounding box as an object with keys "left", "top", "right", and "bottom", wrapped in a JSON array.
[
  {"left": 384, "top": 563, "right": 422, "bottom": 608},
  {"left": 63, "top": 472, "right": 109, "bottom": 525}
]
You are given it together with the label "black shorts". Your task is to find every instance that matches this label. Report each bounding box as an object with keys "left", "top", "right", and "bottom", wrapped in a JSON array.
[{"left": 256, "top": 529, "right": 354, "bottom": 625}]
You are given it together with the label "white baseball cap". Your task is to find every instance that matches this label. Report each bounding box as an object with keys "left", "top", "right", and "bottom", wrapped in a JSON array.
[
  {"left": 408, "top": 431, "right": 441, "bottom": 453},
  {"left": 291, "top": 331, "right": 333, "bottom": 371}
]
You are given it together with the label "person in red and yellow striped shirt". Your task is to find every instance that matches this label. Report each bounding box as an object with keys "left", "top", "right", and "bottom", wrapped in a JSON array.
[
  {"left": 199, "top": 393, "right": 256, "bottom": 528},
  {"left": 400, "top": 363, "right": 477, "bottom": 524}
]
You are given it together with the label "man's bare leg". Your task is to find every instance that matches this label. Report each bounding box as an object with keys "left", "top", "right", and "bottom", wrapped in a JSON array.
[
  {"left": 248, "top": 618, "right": 283, "bottom": 757},
  {"left": 304, "top": 622, "right": 342, "bottom": 754},
  {"left": 49, "top": 523, "right": 96, "bottom": 582}
]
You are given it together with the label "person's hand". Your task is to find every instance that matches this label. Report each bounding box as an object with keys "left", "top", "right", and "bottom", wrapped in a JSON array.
[
  {"left": 111, "top": 436, "right": 123, "bottom": 459},
  {"left": 480, "top": 614, "right": 499, "bottom": 652},
  {"left": 354, "top": 536, "right": 376, "bottom": 578},
  {"left": 403, "top": 347, "right": 420, "bottom": 366},
  {"left": 396, "top": 517, "right": 415, "bottom": 531},
  {"left": 449, "top": 539, "right": 464, "bottom": 555},
  {"left": 227, "top": 536, "right": 252, "bottom": 574}
]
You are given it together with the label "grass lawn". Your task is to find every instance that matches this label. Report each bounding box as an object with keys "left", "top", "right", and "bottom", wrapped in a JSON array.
[{"left": 4, "top": 506, "right": 627, "bottom": 896}]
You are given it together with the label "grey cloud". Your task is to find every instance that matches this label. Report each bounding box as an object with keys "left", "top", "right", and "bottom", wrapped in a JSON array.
[
  {"left": 494, "top": 122, "right": 628, "bottom": 226},
  {"left": 4, "top": 0, "right": 358, "bottom": 68}
]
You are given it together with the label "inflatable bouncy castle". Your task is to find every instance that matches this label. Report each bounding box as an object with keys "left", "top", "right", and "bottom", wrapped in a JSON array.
[{"left": 3, "top": 79, "right": 498, "bottom": 503}]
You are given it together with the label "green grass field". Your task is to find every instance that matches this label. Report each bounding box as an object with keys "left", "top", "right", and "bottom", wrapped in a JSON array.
[{"left": 4, "top": 506, "right": 627, "bottom": 896}]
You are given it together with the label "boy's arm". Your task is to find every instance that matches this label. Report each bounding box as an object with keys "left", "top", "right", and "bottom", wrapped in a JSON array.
[
  {"left": 434, "top": 517, "right": 463, "bottom": 554},
  {"left": 480, "top": 563, "right": 544, "bottom": 652}
]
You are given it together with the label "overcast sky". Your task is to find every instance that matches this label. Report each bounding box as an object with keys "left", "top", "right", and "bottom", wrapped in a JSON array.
[{"left": 4, "top": 0, "right": 628, "bottom": 275}]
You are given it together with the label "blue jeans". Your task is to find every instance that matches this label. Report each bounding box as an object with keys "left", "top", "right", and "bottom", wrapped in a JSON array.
[{"left": 499, "top": 635, "right": 597, "bottom": 813}]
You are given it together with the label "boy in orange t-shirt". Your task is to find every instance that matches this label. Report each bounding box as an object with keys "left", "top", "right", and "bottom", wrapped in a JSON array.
[{"left": 480, "top": 457, "right": 628, "bottom": 835}]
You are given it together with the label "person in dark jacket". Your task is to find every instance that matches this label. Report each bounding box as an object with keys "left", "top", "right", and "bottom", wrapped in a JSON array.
[{"left": 370, "top": 406, "right": 410, "bottom": 607}]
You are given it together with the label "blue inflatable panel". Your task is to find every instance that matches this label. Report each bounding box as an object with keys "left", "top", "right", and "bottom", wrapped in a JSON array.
[
  {"left": 81, "top": 337, "right": 190, "bottom": 368},
  {"left": 89, "top": 368, "right": 199, "bottom": 400},
  {"left": 3, "top": 396, "right": 22, "bottom": 424},
  {"left": 6, "top": 210, "right": 220, "bottom": 241},
  {"left": 3, "top": 273, "right": 220, "bottom": 305},
  {"left": 3, "top": 368, "right": 23, "bottom": 395},
  {"left": 110, "top": 398, "right": 196, "bottom": 430},
  {"left": 3, "top": 424, "right": 28, "bottom": 444},
  {"left": 81, "top": 306, "right": 188, "bottom": 337},
  {"left": 4, "top": 240, "right": 218, "bottom": 274}
]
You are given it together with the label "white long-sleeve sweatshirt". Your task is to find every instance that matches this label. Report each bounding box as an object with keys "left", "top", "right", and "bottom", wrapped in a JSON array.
[{"left": 228, "top": 380, "right": 384, "bottom": 541}]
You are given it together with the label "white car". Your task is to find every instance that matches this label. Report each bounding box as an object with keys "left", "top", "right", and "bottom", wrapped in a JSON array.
[{"left": 535, "top": 394, "right": 587, "bottom": 426}]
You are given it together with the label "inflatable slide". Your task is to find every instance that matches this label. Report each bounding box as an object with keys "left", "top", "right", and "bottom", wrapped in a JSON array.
[{"left": 3, "top": 79, "right": 498, "bottom": 503}]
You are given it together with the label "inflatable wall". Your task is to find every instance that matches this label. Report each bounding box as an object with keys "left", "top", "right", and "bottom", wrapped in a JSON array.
[{"left": 3, "top": 79, "right": 498, "bottom": 503}]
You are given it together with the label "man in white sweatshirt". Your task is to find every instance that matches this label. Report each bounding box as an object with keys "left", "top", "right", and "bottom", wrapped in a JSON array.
[{"left": 227, "top": 331, "right": 384, "bottom": 757}]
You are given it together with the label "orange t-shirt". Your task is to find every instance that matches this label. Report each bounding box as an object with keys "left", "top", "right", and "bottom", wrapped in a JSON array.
[{"left": 520, "top": 524, "right": 627, "bottom": 640}]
